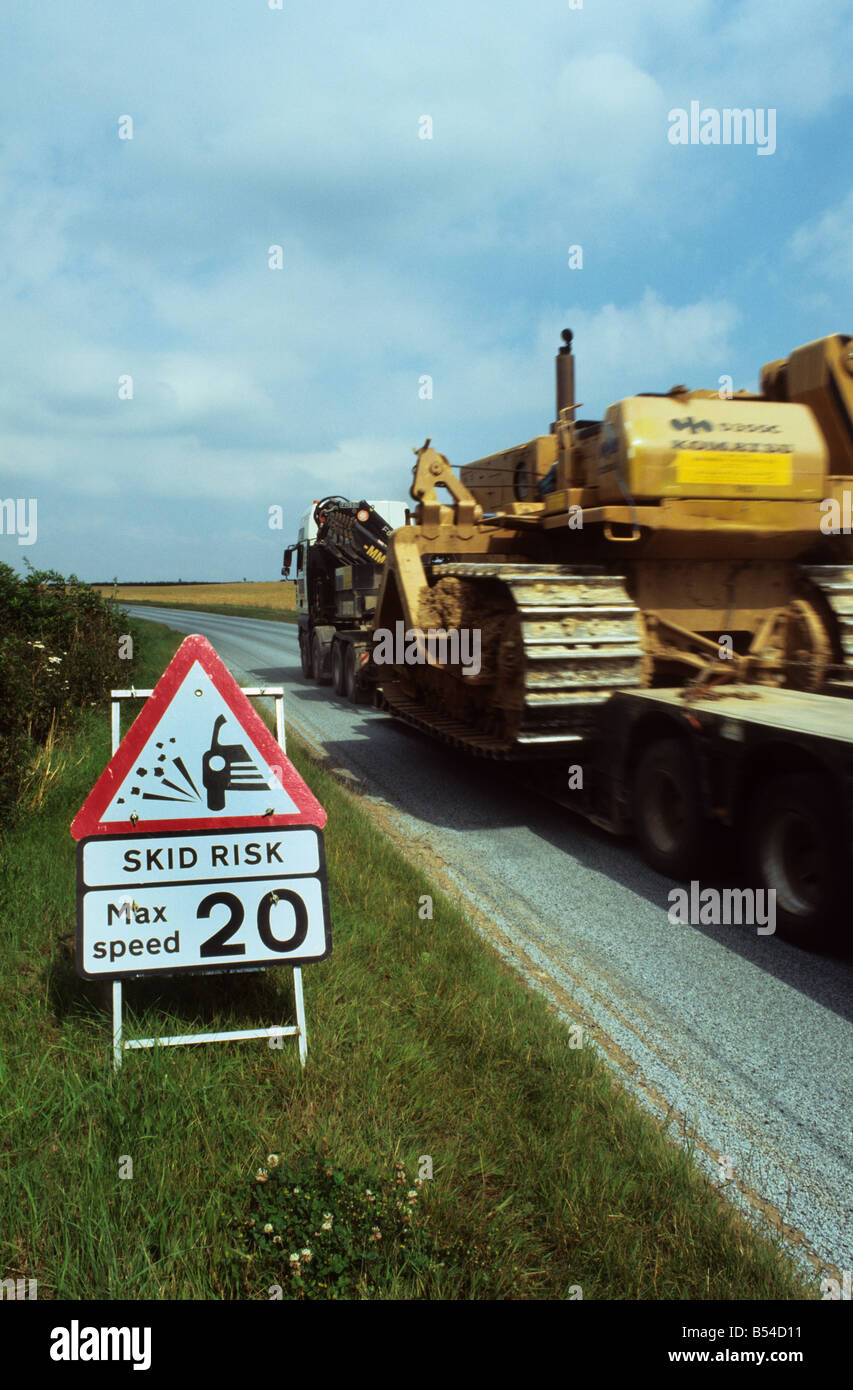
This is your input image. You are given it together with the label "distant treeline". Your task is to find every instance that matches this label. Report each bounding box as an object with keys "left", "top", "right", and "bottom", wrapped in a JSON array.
[{"left": 91, "top": 580, "right": 229, "bottom": 587}]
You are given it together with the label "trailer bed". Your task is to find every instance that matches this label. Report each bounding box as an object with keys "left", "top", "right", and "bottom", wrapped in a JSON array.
[{"left": 618, "top": 685, "right": 853, "bottom": 744}]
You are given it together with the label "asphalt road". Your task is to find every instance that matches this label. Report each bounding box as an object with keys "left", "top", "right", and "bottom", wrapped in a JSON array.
[{"left": 125, "top": 604, "right": 853, "bottom": 1284}]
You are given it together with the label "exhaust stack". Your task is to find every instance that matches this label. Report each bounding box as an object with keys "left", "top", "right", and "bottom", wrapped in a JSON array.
[{"left": 556, "top": 328, "right": 575, "bottom": 421}]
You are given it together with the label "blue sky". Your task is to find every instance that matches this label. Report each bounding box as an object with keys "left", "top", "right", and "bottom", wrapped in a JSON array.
[{"left": 1, "top": 0, "right": 851, "bottom": 580}]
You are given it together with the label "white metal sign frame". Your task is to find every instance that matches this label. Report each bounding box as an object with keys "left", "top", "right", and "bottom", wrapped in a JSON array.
[{"left": 105, "top": 685, "right": 310, "bottom": 1072}]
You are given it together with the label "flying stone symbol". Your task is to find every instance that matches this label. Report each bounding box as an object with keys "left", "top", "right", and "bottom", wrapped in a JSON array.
[{"left": 116, "top": 739, "right": 201, "bottom": 807}]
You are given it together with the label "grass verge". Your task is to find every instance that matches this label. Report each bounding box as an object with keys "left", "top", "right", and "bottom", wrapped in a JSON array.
[{"left": 0, "top": 619, "right": 814, "bottom": 1299}]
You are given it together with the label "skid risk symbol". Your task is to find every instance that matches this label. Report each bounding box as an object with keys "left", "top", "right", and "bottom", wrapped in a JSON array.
[{"left": 117, "top": 716, "right": 269, "bottom": 813}]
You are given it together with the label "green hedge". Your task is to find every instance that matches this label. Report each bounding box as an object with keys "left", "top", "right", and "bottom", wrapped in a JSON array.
[{"left": 0, "top": 563, "right": 133, "bottom": 817}]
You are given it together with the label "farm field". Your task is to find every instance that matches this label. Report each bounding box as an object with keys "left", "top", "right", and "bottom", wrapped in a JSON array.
[
  {"left": 96, "top": 581, "right": 298, "bottom": 624},
  {"left": 95, "top": 581, "right": 297, "bottom": 608}
]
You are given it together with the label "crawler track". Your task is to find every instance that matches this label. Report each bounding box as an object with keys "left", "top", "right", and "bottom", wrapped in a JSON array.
[
  {"left": 801, "top": 565, "right": 853, "bottom": 693},
  {"left": 380, "top": 563, "right": 645, "bottom": 757}
]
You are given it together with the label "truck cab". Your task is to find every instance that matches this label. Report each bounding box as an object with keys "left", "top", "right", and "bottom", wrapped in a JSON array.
[{"left": 282, "top": 498, "right": 409, "bottom": 698}]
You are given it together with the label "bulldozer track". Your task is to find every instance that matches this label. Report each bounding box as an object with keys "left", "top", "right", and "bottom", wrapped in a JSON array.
[
  {"left": 379, "top": 563, "right": 645, "bottom": 757},
  {"left": 800, "top": 565, "right": 853, "bottom": 693}
]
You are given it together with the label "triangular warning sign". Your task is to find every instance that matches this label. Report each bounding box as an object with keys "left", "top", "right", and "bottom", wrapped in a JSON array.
[{"left": 71, "top": 634, "right": 325, "bottom": 839}]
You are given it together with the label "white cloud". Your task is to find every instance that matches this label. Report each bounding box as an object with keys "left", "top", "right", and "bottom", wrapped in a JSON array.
[{"left": 790, "top": 187, "right": 853, "bottom": 286}]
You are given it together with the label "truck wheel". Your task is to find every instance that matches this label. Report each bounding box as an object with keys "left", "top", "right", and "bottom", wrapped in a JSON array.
[
  {"left": 331, "top": 641, "right": 346, "bottom": 696},
  {"left": 632, "top": 737, "right": 705, "bottom": 879},
  {"left": 344, "top": 645, "right": 360, "bottom": 703},
  {"left": 312, "top": 631, "right": 331, "bottom": 685},
  {"left": 747, "top": 773, "right": 843, "bottom": 950},
  {"left": 300, "top": 632, "right": 313, "bottom": 678}
]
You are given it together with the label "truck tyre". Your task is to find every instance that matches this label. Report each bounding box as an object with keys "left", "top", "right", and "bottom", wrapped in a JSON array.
[
  {"left": 300, "top": 631, "right": 313, "bottom": 679},
  {"left": 331, "top": 641, "right": 346, "bottom": 696},
  {"left": 312, "top": 631, "right": 331, "bottom": 685},
  {"left": 747, "top": 773, "right": 844, "bottom": 950},
  {"left": 344, "top": 644, "right": 360, "bottom": 703},
  {"left": 632, "top": 737, "right": 705, "bottom": 879}
]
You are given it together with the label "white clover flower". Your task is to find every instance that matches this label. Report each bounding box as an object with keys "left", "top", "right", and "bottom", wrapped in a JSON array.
[
  {"left": 267, "top": 1154, "right": 279, "bottom": 1167},
  {"left": 289, "top": 1252, "right": 300, "bottom": 1266},
  {"left": 321, "top": 1219, "right": 333, "bottom": 1232},
  {"left": 365, "top": 1189, "right": 375, "bottom": 1201},
  {"left": 406, "top": 1190, "right": 418, "bottom": 1203},
  {"left": 263, "top": 1223, "right": 274, "bottom": 1234},
  {"left": 370, "top": 1227, "right": 381, "bottom": 1241},
  {"left": 300, "top": 1248, "right": 312, "bottom": 1263},
  {"left": 292, "top": 1186, "right": 301, "bottom": 1195},
  {"left": 273, "top": 1235, "right": 283, "bottom": 1246},
  {"left": 256, "top": 1169, "right": 268, "bottom": 1182},
  {"left": 414, "top": 1179, "right": 424, "bottom": 1189}
]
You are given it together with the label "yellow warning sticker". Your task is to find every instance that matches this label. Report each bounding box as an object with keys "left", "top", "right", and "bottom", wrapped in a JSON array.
[{"left": 676, "top": 452, "right": 793, "bottom": 488}]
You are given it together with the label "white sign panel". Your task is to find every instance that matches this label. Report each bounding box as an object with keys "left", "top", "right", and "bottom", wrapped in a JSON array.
[{"left": 77, "top": 828, "right": 331, "bottom": 979}]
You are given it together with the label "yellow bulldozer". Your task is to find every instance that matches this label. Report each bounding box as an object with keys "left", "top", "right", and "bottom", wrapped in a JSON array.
[{"left": 374, "top": 331, "right": 853, "bottom": 757}]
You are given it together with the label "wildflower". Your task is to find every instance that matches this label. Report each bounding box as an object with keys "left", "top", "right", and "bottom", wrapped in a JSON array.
[
  {"left": 292, "top": 1186, "right": 301, "bottom": 1195},
  {"left": 247, "top": 1218, "right": 256, "bottom": 1227},
  {"left": 365, "top": 1189, "right": 375, "bottom": 1202},
  {"left": 263, "top": 1224, "right": 274, "bottom": 1235},
  {"left": 370, "top": 1227, "right": 381, "bottom": 1241},
  {"left": 48, "top": 655, "right": 62, "bottom": 664},
  {"left": 289, "top": 1253, "right": 300, "bottom": 1267},
  {"left": 267, "top": 1154, "right": 279, "bottom": 1168},
  {"left": 300, "top": 1248, "right": 312, "bottom": 1263},
  {"left": 256, "top": 1169, "right": 268, "bottom": 1182},
  {"left": 414, "top": 1179, "right": 424, "bottom": 1189},
  {"left": 406, "top": 1190, "right": 418, "bottom": 1203},
  {"left": 273, "top": 1236, "right": 283, "bottom": 1246}
]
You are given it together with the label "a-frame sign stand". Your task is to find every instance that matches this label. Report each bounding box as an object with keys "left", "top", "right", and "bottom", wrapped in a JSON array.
[{"left": 71, "top": 636, "right": 331, "bottom": 1073}]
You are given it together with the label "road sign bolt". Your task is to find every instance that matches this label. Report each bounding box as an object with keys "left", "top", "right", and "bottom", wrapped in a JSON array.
[
  {"left": 264, "top": 806, "right": 274, "bottom": 816},
  {"left": 130, "top": 812, "right": 139, "bottom": 826}
]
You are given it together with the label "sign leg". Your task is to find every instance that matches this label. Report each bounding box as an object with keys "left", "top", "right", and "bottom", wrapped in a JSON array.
[
  {"left": 275, "top": 692, "right": 285, "bottom": 755},
  {"left": 112, "top": 981, "right": 123, "bottom": 1072},
  {"left": 292, "top": 967, "right": 307, "bottom": 1068}
]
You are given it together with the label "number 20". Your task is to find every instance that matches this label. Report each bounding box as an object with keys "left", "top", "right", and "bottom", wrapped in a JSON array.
[{"left": 197, "top": 890, "right": 309, "bottom": 957}]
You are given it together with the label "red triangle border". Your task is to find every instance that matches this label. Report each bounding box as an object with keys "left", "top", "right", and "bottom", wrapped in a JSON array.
[{"left": 70, "top": 634, "right": 326, "bottom": 839}]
